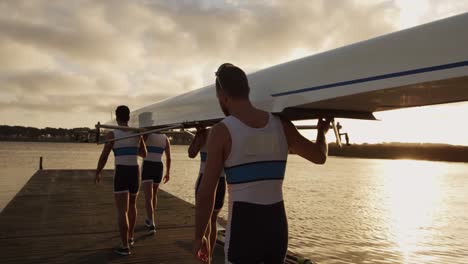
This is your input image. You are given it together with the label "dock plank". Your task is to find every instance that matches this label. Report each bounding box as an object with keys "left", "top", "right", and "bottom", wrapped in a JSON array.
[{"left": 0, "top": 170, "right": 224, "bottom": 263}]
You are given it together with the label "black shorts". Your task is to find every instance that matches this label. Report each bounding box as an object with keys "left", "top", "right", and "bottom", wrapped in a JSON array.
[
  {"left": 227, "top": 201, "right": 288, "bottom": 263},
  {"left": 114, "top": 165, "right": 140, "bottom": 194},
  {"left": 142, "top": 161, "right": 163, "bottom": 184},
  {"left": 195, "top": 175, "right": 226, "bottom": 210}
]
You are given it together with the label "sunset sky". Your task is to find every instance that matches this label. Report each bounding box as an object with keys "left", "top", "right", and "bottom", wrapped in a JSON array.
[{"left": 0, "top": 0, "right": 467, "bottom": 145}]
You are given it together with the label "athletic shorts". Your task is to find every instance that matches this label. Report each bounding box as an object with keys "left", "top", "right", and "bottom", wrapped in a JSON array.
[
  {"left": 114, "top": 165, "right": 140, "bottom": 194},
  {"left": 195, "top": 174, "right": 226, "bottom": 210},
  {"left": 226, "top": 201, "right": 288, "bottom": 263},
  {"left": 142, "top": 160, "right": 163, "bottom": 184}
]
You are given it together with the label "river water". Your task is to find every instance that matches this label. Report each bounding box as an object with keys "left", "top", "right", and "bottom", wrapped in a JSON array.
[{"left": 0, "top": 141, "right": 467, "bottom": 264}]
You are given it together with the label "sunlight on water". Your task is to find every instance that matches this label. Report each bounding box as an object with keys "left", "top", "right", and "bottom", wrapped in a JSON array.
[
  {"left": 379, "top": 160, "right": 444, "bottom": 263},
  {"left": 282, "top": 157, "right": 468, "bottom": 264}
]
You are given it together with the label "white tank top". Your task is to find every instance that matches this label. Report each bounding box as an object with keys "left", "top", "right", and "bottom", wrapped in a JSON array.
[
  {"left": 198, "top": 130, "right": 225, "bottom": 178},
  {"left": 222, "top": 113, "right": 288, "bottom": 205},
  {"left": 144, "top": 133, "right": 167, "bottom": 162},
  {"left": 113, "top": 130, "right": 140, "bottom": 166}
]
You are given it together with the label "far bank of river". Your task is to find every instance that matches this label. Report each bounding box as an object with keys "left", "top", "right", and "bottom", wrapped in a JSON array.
[{"left": 328, "top": 143, "right": 468, "bottom": 163}]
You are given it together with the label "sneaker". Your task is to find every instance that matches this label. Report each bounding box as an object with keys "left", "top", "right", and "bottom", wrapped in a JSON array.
[
  {"left": 128, "top": 238, "right": 135, "bottom": 247},
  {"left": 114, "top": 245, "right": 131, "bottom": 256},
  {"left": 144, "top": 219, "right": 153, "bottom": 228},
  {"left": 147, "top": 224, "right": 156, "bottom": 234}
]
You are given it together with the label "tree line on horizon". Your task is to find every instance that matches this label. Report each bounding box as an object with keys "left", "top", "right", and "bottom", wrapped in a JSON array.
[
  {"left": 1, "top": 125, "right": 467, "bottom": 162},
  {"left": 0, "top": 125, "right": 192, "bottom": 145},
  {"left": 0, "top": 125, "right": 93, "bottom": 142},
  {"left": 328, "top": 142, "right": 468, "bottom": 163}
]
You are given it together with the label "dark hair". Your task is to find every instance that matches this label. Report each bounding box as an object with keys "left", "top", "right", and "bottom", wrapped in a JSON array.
[
  {"left": 215, "top": 63, "right": 250, "bottom": 99},
  {"left": 115, "top": 105, "right": 130, "bottom": 122}
]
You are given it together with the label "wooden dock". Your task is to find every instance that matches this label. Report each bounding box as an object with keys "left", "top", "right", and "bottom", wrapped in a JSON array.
[{"left": 0, "top": 170, "right": 225, "bottom": 263}]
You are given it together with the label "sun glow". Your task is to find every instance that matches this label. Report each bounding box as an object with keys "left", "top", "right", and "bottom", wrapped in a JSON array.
[
  {"left": 296, "top": 102, "right": 468, "bottom": 146},
  {"left": 338, "top": 102, "right": 468, "bottom": 146},
  {"left": 394, "top": 0, "right": 431, "bottom": 29},
  {"left": 377, "top": 160, "right": 446, "bottom": 262}
]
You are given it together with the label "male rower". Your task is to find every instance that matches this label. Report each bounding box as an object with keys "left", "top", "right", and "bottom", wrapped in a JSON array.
[
  {"left": 188, "top": 127, "right": 226, "bottom": 259},
  {"left": 95, "top": 105, "right": 147, "bottom": 256},
  {"left": 141, "top": 132, "right": 171, "bottom": 233},
  {"left": 193, "top": 64, "right": 330, "bottom": 263}
]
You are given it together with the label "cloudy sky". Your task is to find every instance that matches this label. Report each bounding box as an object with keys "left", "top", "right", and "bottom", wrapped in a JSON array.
[{"left": 1, "top": 0, "right": 467, "bottom": 145}]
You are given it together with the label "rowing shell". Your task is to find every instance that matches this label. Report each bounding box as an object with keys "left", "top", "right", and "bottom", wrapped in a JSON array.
[{"left": 98, "top": 12, "right": 468, "bottom": 145}]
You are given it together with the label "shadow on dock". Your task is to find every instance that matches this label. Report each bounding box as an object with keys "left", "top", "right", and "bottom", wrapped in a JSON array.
[{"left": 0, "top": 169, "right": 224, "bottom": 263}]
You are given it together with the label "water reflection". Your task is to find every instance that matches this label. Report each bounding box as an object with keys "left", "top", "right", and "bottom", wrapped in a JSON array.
[
  {"left": 282, "top": 157, "right": 468, "bottom": 264},
  {"left": 377, "top": 160, "right": 446, "bottom": 263}
]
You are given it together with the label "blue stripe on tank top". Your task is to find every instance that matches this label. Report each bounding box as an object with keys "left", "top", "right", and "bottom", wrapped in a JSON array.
[
  {"left": 147, "top": 146, "right": 164, "bottom": 154},
  {"left": 200, "top": 152, "right": 207, "bottom": 162},
  {"left": 224, "top": 160, "right": 287, "bottom": 184},
  {"left": 113, "top": 147, "right": 138, "bottom": 156}
]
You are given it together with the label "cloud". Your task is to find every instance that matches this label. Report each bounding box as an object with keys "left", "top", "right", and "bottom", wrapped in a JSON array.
[
  {"left": 393, "top": 0, "right": 468, "bottom": 28},
  {"left": 140, "top": 0, "right": 398, "bottom": 67},
  {"left": 5, "top": 0, "right": 461, "bottom": 128},
  {"left": 0, "top": 92, "right": 172, "bottom": 114},
  {"left": 0, "top": 38, "right": 56, "bottom": 73}
]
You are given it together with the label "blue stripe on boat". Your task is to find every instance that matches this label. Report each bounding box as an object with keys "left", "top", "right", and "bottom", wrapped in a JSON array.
[
  {"left": 200, "top": 152, "right": 207, "bottom": 162},
  {"left": 113, "top": 147, "right": 138, "bottom": 156},
  {"left": 271, "top": 60, "right": 468, "bottom": 97},
  {"left": 225, "top": 160, "right": 286, "bottom": 184},
  {"left": 147, "top": 146, "right": 164, "bottom": 154}
]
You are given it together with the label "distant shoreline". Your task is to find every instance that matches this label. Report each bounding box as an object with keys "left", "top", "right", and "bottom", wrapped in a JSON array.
[
  {"left": 0, "top": 138, "right": 89, "bottom": 143},
  {"left": 1, "top": 139, "right": 467, "bottom": 163},
  {"left": 328, "top": 143, "right": 468, "bottom": 163}
]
